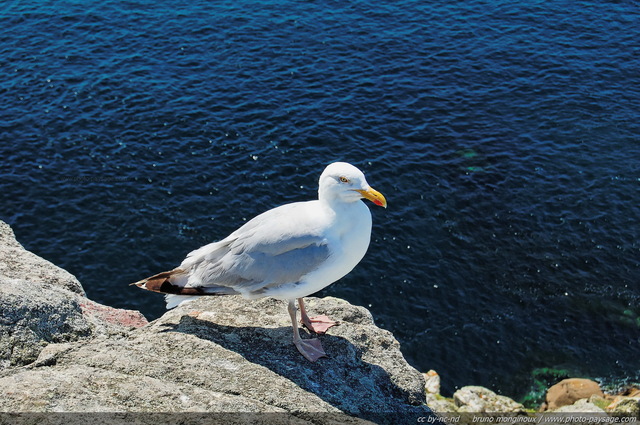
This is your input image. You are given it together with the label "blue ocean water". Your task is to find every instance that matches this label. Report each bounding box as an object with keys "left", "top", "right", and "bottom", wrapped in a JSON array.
[{"left": 1, "top": 0, "right": 639, "bottom": 399}]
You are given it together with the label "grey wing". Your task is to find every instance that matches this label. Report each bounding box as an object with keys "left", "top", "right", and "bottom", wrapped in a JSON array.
[{"left": 181, "top": 215, "right": 331, "bottom": 296}]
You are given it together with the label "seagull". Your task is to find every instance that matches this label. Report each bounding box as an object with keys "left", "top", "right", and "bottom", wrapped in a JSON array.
[{"left": 131, "top": 162, "right": 387, "bottom": 362}]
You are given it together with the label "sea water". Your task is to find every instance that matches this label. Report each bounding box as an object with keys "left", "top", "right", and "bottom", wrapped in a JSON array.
[{"left": 1, "top": 0, "right": 638, "bottom": 399}]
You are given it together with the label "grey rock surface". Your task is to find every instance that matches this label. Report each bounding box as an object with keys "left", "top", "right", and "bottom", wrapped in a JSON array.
[
  {"left": 553, "top": 398, "right": 606, "bottom": 413},
  {"left": 425, "top": 393, "right": 459, "bottom": 413},
  {"left": 0, "top": 276, "right": 148, "bottom": 369},
  {"left": 0, "top": 220, "right": 84, "bottom": 295},
  {"left": 424, "top": 370, "right": 441, "bottom": 394},
  {"left": 0, "top": 219, "right": 148, "bottom": 369},
  {"left": 0, "top": 296, "right": 430, "bottom": 423},
  {"left": 0, "top": 219, "right": 430, "bottom": 422},
  {"left": 453, "top": 386, "right": 526, "bottom": 413},
  {"left": 0, "top": 276, "right": 92, "bottom": 368}
]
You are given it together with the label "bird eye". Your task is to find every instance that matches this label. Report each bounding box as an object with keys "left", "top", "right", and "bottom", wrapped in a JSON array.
[{"left": 339, "top": 176, "right": 350, "bottom": 183}]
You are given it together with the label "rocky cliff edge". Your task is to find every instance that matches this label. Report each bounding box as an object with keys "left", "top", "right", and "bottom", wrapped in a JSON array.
[{"left": 0, "top": 220, "right": 431, "bottom": 424}]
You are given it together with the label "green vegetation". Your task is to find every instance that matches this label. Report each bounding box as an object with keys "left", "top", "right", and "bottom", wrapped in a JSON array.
[{"left": 519, "top": 368, "right": 573, "bottom": 408}]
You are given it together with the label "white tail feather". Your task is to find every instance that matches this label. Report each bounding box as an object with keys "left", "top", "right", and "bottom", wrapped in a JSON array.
[{"left": 165, "top": 294, "right": 199, "bottom": 309}]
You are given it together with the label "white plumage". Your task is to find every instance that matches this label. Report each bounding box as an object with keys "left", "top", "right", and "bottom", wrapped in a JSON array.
[{"left": 132, "top": 162, "right": 386, "bottom": 361}]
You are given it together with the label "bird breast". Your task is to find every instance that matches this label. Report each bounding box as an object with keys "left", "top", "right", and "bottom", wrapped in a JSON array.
[{"left": 287, "top": 201, "right": 373, "bottom": 298}]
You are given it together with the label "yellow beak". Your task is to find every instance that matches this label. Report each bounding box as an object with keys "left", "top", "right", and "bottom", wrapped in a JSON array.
[{"left": 356, "top": 187, "right": 387, "bottom": 208}]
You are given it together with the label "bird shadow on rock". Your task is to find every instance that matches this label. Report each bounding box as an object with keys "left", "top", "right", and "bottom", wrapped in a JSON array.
[{"left": 158, "top": 313, "right": 430, "bottom": 424}]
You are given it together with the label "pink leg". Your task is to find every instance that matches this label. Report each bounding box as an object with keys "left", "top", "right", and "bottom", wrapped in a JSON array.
[
  {"left": 288, "top": 300, "right": 326, "bottom": 362},
  {"left": 298, "top": 298, "right": 339, "bottom": 334}
]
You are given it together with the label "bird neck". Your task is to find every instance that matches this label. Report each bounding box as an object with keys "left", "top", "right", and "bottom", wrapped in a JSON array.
[{"left": 318, "top": 194, "right": 360, "bottom": 212}]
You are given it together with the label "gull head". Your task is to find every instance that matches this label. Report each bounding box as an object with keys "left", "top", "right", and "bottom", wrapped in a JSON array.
[{"left": 318, "top": 162, "right": 387, "bottom": 208}]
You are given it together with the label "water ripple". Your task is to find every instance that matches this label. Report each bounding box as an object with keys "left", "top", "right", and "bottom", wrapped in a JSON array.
[{"left": 1, "top": 0, "right": 638, "bottom": 398}]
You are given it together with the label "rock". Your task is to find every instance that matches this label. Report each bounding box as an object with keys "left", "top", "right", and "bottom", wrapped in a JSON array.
[
  {"left": 0, "top": 296, "right": 431, "bottom": 422},
  {"left": 78, "top": 298, "right": 149, "bottom": 329},
  {"left": 554, "top": 398, "right": 606, "bottom": 413},
  {"left": 0, "top": 220, "right": 84, "bottom": 295},
  {"left": 426, "top": 393, "right": 459, "bottom": 413},
  {"left": 0, "top": 220, "right": 147, "bottom": 369},
  {"left": 542, "top": 378, "right": 604, "bottom": 411},
  {"left": 607, "top": 397, "right": 640, "bottom": 417},
  {"left": 0, "top": 276, "right": 92, "bottom": 369},
  {"left": 605, "top": 387, "right": 640, "bottom": 417},
  {"left": 424, "top": 370, "right": 441, "bottom": 394},
  {"left": 422, "top": 372, "right": 525, "bottom": 415},
  {"left": 626, "top": 388, "right": 640, "bottom": 398},
  {"left": 0, "top": 219, "right": 429, "bottom": 421},
  {"left": 422, "top": 370, "right": 458, "bottom": 413},
  {"left": 453, "top": 386, "right": 525, "bottom": 413},
  {"left": 0, "top": 275, "right": 147, "bottom": 369}
]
